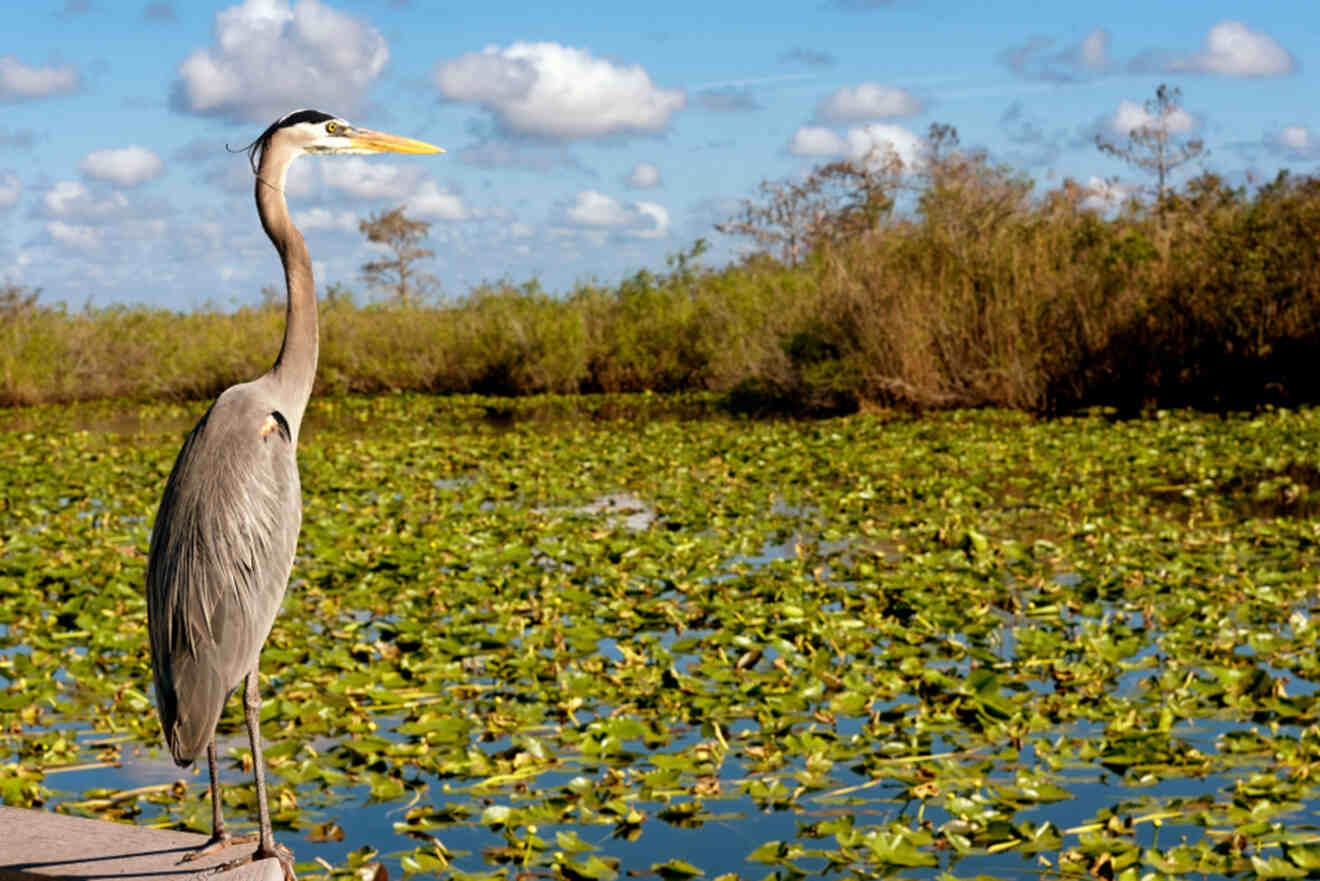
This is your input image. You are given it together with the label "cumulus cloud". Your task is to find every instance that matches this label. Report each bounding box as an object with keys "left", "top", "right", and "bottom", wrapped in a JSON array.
[
  {"left": 310, "top": 157, "right": 468, "bottom": 220},
  {"left": 633, "top": 203, "right": 669, "bottom": 239},
  {"left": 433, "top": 42, "right": 684, "bottom": 140},
  {"left": 293, "top": 207, "right": 357, "bottom": 231},
  {"left": 815, "top": 83, "right": 923, "bottom": 122},
  {"left": 47, "top": 220, "right": 103, "bottom": 251},
  {"left": 41, "top": 180, "right": 130, "bottom": 220},
  {"left": 789, "top": 126, "right": 847, "bottom": 157},
  {"left": 0, "top": 173, "right": 19, "bottom": 207},
  {"left": 1082, "top": 176, "right": 1138, "bottom": 213},
  {"left": 79, "top": 146, "right": 165, "bottom": 187},
  {"left": 1106, "top": 98, "right": 1197, "bottom": 137},
  {"left": 565, "top": 190, "right": 631, "bottom": 227},
  {"left": 1266, "top": 125, "right": 1320, "bottom": 160},
  {"left": 789, "top": 123, "right": 921, "bottom": 168},
  {"left": 408, "top": 181, "right": 468, "bottom": 221},
  {"left": 559, "top": 190, "right": 668, "bottom": 238},
  {"left": 627, "top": 162, "right": 660, "bottom": 189},
  {"left": 171, "top": 0, "right": 388, "bottom": 123},
  {"left": 845, "top": 124, "right": 922, "bottom": 167},
  {"left": 0, "top": 56, "right": 80, "bottom": 102},
  {"left": 999, "top": 27, "right": 1113, "bottom": 81},
  {"left": 319, "top": 157, "right": 420, "bottom": 200},
  {"left": 1130, "top": 21, "right": 1294, "bottom": 77}
]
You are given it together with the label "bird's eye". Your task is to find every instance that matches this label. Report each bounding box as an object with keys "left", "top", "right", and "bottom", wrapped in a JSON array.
[{"left": 326, "top": 122, "right": 338, "bottom": 134}]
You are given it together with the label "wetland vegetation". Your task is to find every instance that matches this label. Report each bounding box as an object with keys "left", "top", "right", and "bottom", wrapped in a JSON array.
[
  {"left": 3, "top": 393, "right": 1320, "bottom": 880},
  {"left": 3, "top": 138, "right": 1319, "bottom": 416},
  {"left": 4, "top": 105, "right": 1320, "bottom": 879}
]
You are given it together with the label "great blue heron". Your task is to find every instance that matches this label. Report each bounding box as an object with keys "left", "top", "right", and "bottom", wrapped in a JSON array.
[{"left": 146, "top": 110, "right": 442, "bottom": 879}]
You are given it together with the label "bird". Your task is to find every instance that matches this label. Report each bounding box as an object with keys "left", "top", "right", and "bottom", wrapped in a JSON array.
[{"left": 145, "top": 109, "right": 443, "bottom": 879}]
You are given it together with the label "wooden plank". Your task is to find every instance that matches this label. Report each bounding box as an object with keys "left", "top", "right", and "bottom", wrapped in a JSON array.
[{"left": 0, "top": 807, "right": 284, "bottom": 881}]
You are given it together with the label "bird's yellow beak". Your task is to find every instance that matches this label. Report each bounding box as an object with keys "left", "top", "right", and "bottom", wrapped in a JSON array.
[{"left": 346, "top": 126, "right": 445, "bottom": 155}]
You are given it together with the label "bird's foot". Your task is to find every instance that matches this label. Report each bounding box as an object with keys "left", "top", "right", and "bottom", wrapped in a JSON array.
[
  {"left": 197, "top": 842, "right": 296, "bottom": 881},
  {"left": 180, "top": 831, "right": 258, "bottom": 863}
]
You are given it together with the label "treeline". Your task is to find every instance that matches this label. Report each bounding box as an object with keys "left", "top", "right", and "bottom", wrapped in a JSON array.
[{"left": 3, "top": 155, "right": 1319, "bottom": 415}]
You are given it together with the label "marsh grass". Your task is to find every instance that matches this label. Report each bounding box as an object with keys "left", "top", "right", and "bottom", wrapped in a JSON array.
[{"left": 3, "top": 165, "right": 1318, "bottom": 413}]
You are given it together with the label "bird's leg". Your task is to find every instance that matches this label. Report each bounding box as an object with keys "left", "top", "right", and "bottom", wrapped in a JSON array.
[
  {"left": 181, "top": 741, "right": 255, "bottom": 862},
  {"left": 202, "top": 670, "right": 295, "bottom": 881},
  {"left": 207, "top": 741, "right": 227, "bottom": 841},
  {"left": 244, "top": 669, "right": 288, "bottom": 864}
]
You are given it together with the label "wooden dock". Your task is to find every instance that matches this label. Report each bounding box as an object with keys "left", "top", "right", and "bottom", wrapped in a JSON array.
[{"left": 0, "top": 807, "right": 282, "bottom": 881}]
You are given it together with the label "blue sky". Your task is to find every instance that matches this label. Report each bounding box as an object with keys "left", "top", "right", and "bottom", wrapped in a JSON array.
[{"left": 2, "top": 0, "right": 1315, "bottom": 309}]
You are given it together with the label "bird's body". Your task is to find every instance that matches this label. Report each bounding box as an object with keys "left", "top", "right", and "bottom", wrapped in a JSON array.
[
  {"left": 145, "top": 109, "right": 441, "bottom": 879},
  {"left": 147, "top": 380, "right": 301, "bottom": 765}
]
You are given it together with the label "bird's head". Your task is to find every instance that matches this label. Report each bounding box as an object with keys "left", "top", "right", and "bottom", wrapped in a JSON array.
[{"left": 242, "top": 109, "right": 444, "bottom": 178}]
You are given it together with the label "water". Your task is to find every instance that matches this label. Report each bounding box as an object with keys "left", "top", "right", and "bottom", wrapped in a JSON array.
[{"left": 8, "top": 401, "right": 1320, "bottom": 879}]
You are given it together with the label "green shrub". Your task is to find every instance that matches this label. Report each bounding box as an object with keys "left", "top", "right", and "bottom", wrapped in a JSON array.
[{"left": 3, "top": 166, "right": 1318, "bottom": 413}]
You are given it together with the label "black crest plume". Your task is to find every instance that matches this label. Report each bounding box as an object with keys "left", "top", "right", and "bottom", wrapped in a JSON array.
[{"left": 229, "top": 109, "right": 337, "bottom": 173}]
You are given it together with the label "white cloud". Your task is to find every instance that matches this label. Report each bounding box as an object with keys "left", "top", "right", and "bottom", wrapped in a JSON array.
[
  {"left": 1108, "top": 98, "right": 1197, "bottom": 137},
  {"left": 1082, "top": 176, "right": 1137, "bottom": 213},
  {"left": 847, "top": 124, "right": 922, "bottom": 167},
  {"left": 78, "top": 146, "right": 165, "bottom": 188},
  {"left": 433, "top": 42, "right": 684, "bottom": 139},
  {"left": 0, "top": 56, "right": 79, "bottom": 101},
  {"left": 789, "top": 126, "right": 848, "bottom": 156},
  {"left": 294, "top": 207, "right": 357, "bottom": 231},
  {"left": 789, "top": 123, "right": 921, "bottom": 168},
  {"left": 44, "top": 180, "right": 87, "bottom": 216},
  {"left": 1267, "top": 125, "right": 1320, "bottom": 160},
  {"left": 816, "top": 83, "right": 923, "bottom": 122},
  {"left": 633, "top": 202, "right": 669, "bottom": 239},
  {"left": 628, "top": 162, "right": 660, "bottom": 189},
  {"left": 172, "top": 0, "right": 388, "bottom": 123},
  {"left": 566, "top": 190, "right": 632, "bottom": 227},
  {"left": 408, "top": 181, "right": 468, "bottom": 221},
  {"left": 1278, "top": 126, "right": 1312, "bottom": 151},
  {"left": 47, "top": 220, "right": 103, "bottom": 251},
  {"left": 292, "top": 157, "right": 469, "bottom": 220},
  {"left": 559, "top": 190, "right": 668, "bottom": 238},
  {"left": 42, "top": 180, "right": 131, "bottom": 220},
  {"left": 0, "top": 173, "right": 19, "bottom": 207},
  {"left": 1189, "top": 20, "right": 1293, "bottom": 76},
  {"left": 1134, "top": 21, "right": 1294, "bottom": 77},
  {"left": 320, "top": 157, "right": 419, "bottom": 200}
]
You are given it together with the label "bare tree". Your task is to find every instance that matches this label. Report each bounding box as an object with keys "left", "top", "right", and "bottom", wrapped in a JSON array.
[
  {"left": 717, "top": 152, "right": 901, "bottom": 266},
  {"left": 1095, "top": 84, "right": 1205, "bottom": 202},
  {"left": 359, "top": 206, "right": 437, "bottom": 305},
  {"left": 916, "top": 124, "right": 1033, "bottom": 235}
]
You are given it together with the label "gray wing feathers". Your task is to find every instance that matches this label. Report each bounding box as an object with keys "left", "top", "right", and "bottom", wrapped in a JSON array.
[{"left": 146, "top": 386, "right": 301, "bottom": 766}]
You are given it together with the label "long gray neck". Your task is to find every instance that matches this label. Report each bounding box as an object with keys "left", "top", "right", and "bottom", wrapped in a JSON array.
[{"left": 255, "top": 143, "right": 318, "bottom": 439}]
